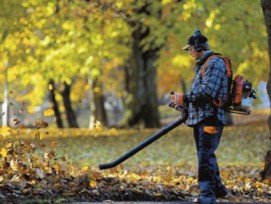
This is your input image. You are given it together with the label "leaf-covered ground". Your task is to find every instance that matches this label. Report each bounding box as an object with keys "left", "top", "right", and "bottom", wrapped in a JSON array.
[{"left": 0, "top": 120, "right": 270, "bottom": 203}]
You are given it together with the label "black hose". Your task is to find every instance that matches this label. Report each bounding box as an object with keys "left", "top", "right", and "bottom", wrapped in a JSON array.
[{"left": 99, "top": 110, "right": 187, "bottom": 170}]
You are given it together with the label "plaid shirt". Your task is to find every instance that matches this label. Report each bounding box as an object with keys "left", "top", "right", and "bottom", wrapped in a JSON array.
[{"left": 185, "top": 51, "right": 228, "bottom": 126}]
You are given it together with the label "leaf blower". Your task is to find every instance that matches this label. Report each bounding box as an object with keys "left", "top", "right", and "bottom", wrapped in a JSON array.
[{"left": 99, "top": 106, "right": 188, "bottom": 170}]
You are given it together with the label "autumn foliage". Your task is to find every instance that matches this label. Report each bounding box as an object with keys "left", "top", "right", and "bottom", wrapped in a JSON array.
[
  {"left": 0, "top": 140, "right": 270, "bottom": 202},
  {"left": 0, "top": 119, "right": 269, "bottom": 202}
]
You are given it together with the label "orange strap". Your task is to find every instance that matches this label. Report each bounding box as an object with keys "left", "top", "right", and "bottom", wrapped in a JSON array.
[
  {"left": 201, "top": 54, "right": 232, "bottom": 108},
  {"left": 212, "top": 99, "right": 223, "bottom": 107},
  {"left": 201, "top": 54, "right": 232, "bottom": 78},
  {"left": 201, "top": 55, "right": 216, "bottom": 78}
]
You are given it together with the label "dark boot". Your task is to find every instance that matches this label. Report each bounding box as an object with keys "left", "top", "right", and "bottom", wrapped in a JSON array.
[{"left": 215, "top": 185, "right": 229, "bottom": 198}]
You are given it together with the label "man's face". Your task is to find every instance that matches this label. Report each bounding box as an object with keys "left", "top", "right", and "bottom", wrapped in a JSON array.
[{"left": 188, "top": 46, "right": 202, "bottom": 60}]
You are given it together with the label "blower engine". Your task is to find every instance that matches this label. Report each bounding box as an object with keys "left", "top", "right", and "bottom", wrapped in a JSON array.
[{"left": 228, "top": 75, "right": 257, "bottom": 115}]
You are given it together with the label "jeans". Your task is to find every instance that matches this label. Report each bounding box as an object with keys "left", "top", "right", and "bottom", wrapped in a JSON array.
[{"left": 193, "top": 122, "right": 224, "bottom": 198}]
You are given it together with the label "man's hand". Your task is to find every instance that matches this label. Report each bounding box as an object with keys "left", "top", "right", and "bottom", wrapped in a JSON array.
[{"left": 170, "top": 91, "right": 184, "bottom": 106}]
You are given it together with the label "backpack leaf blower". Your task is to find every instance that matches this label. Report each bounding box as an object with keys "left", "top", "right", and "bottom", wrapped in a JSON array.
[{"left": 99, "top": 107, "right": 188, "bottom": 170}]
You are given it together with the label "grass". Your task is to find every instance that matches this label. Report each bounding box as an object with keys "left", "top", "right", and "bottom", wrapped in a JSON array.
[
  {"left": 0, "top": 120, "right": 270, "bottom": 202},
  {"left": 6, "top": 120, "right": 268, "bottom": 170}
]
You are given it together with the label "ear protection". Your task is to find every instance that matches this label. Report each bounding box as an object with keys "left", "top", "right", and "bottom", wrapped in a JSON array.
[{"left": 193, "top": 29, "right": 203, "bottom": 52}]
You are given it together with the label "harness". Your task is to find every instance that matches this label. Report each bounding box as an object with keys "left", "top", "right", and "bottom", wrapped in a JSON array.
[{"left": 201, "top": 53, "right": 233, "bottom": 109}]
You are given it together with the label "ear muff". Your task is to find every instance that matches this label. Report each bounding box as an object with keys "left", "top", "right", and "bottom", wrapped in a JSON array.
[{"left": 193, "top": 29, "right": 203, "bottom": 52}]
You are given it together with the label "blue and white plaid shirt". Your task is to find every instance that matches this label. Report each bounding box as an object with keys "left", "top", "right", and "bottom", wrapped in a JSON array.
[{"left": 185, "top": 51, "right": 228, "bottom": 126}]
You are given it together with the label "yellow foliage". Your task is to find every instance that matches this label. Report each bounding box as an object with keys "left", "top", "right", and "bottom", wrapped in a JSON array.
[
  {"left": 94, "top": 120, "right": 103, "bottom": 130},
  {"left": 205, "top": 9, "right": 220, "bottom": 28},
  {"left": 236, "top": 61, "right": 249, "bottom": 75},
  {"left": 182, "top": 0, "right": 196, "bottom": 10},
  {"left": 82, "top": 166, "right": 89, "bottom": 171},
  {"left": 0, "top": 126, "right": 12, "bottom": 138},
  {"left": 162, "top": 0, "right": 173, "bottom": 5},
  {"left": 35, "top": 119, "right": 49, "bottom": 129},
  {"left": 50, "top": 141, "right": 58, "bottom": 149},
  {"left": 46, "top": 2, "right": 55, "bottom": 16},
  {"left": 44, "top": 108, "right": 54, "bottom": 117},
  {"left": 115, "top": 1, "right": 123, "bottom": 9},
  {"left": 214, "top": 24, "right": 221, "bottom": 31},
  {"left": 172, "top": 54, "right": 191, "bottom": 68},
  {"left": 48, "top": 84, "right": 53, "bottom": 90},
  {"left": 0, "top": 148, "right": 7, "bottom": 157},
  {"left": 89, "top": 180, "right": 97, "bottom": 188},
  {"left": 71, "top": 78, "right": 88, "bottom": 103},
  {"left": 93, "top": 87, "right": 101, "bottom": 93},
  {"left": 53, "top": 164, "right": 60, "bottom": 173}
]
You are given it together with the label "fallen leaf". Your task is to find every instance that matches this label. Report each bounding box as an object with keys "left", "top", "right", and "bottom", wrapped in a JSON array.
[
  {"left": 36, "top": 168, "right": 45, "bottom": 179},
  {"left": 50, "top": 141, "right": 58, "bottom": 149},
  {"left": 0, "top": 148, "right": 7, "bottom": 157},
  {"left": 44, "top": 109, "right": 54, "bottom": 117}
]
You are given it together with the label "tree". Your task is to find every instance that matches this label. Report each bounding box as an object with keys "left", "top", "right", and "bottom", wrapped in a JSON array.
[
  {"left": 122, "top": 2, "right": 161, "bottom": 128},
  {"left": 117, "top": 0, "right": 184, "bottom": 128},
  {"left": 61, "top": 81, "right": 79, "bottom": 128},
  {"left": 48, "top": 79, "right": 64, "bottom": 128},
  {"left": 157, "top": 0, "right": 267, "bottom": 125},
  {"left": 1, "top": 0, "right": 129, "bottom": 128},
  {"left": 0, "top": 0, "right": 268, "bottom": 129},
  {"left": 261, "top": 0, "right": 271, "bottom": 180}
]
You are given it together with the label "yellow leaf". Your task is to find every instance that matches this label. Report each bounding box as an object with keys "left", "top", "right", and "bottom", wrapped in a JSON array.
[
  {"left": 162, "top": 0, "right": 172, "bottom": 5},
  {"left": 44, "top": 166, "right": 53, "bottom": 174},
  {"left": 0, "top": 126, "right": 12, "bottom": 137},
  {"left": 186, "top": 177, "right": 195, "bottom": 183},
  {"left": 53, "top": 164, "right": 60, "bottom": 172},
  {"left": 50, "top": 141, "right": 58, "bottom": 149},
  {"left": 94, "top": 120, "right": 102, "bottom": 130},
  {"left": 44, "top": 152, "right": 54, "bottom": 160},
  {"left": 35, "top": 119, "right": 49, "bottom": 129},
  {"left": 93, "top": 86, "right": 101, "bottom": 93},
  {"left": 10, "top": 159, "right": 18, "bottom": 171},
  {"left": 48, "top": 84, "right": 53, "bottom": 90},
  {"left": 5, "top": 143, "right": 12, "bottom": 148},
  {"left": 44, "top": 108, "right": 54, "bottom": 116},
  {"left": 53, "top": 183, "right": 61, "bottom": 190},
  {"left": 0, "top": 148, "right": 7, "bottom": 157},
  {"left": 89, "top": 180, "right": 97, "bottom": 188},
  {"left": 36, "top": 168, "right": 45, "bottom": 179}
]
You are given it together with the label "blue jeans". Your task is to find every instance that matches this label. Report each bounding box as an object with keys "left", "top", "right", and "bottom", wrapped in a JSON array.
[{"left": 193, "top": 122, "right": 224, "bottom": 198}]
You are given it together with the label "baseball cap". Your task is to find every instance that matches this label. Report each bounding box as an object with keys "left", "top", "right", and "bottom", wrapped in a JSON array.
[{"left": 182, "top": 35, "right": 208, "bottom": 50}]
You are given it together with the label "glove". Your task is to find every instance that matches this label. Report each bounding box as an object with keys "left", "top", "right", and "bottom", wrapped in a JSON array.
[{"left": 170, "top": 91, "right": 184, "bottom": 106}]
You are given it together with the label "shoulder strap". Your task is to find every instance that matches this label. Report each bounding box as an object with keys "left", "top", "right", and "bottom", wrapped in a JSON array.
[
  {"left": 201, "top": 53, "right": 233, "bottom": 108},
  {"left": 201, "top": 53, "right": 232, "bottom": 78},
  {"left": 201, "top": 55, "right": 216, "bottom": 78},
  {"left": 221, "top": 56, "right": 232, "bottom": 78}
]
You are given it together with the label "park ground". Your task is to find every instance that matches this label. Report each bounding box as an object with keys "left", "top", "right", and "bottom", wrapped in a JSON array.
[{"left": 0, "top": 109, "right": 270, "bottom": 203}]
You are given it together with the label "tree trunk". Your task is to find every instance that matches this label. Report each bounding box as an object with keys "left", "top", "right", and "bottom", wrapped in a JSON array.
[
  {"left": 48, "top": 79, "right": 64, "bottom": 128},
  {"left": 123, "top": 27, "right": 160, "bottom": 128},
  {"left": 142, "top": 48, "right": 161, "bottom": 127},
  {"left": 261, "top": 0, "right": 271, "bottom": 180},
  {"left": 122, "top": 2, "right": 161, "bottom": 128},
  {"left": 61, "top": 81, "right": 79, "bottom": 128},
  {"left": 92, "top": 79, "right": 108, "bottom": 127}
]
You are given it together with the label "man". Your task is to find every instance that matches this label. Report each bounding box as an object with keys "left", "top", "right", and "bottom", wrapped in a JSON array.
[{"left": 170, "top": 30, "right": 229, "bottom": 204}]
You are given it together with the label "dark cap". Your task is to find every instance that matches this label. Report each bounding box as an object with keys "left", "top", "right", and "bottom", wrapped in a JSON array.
[{"left": 182, "top": 35, "right": 208, "bottom": 50}]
